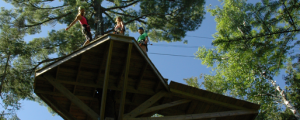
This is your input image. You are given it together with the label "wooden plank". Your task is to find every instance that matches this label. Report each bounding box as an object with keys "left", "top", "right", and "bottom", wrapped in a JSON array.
[
  {"left": 186, "top": 101, "right": 198, "bottom": 114},
  {"left": 69, "top": 55, "right": 84, "bottom": 113},
  {"left": 124, "top": 91, "right": 167, "bottom": 118},
  {"left": 132, "top": 42, "right": 169, "bottom": 90},
  {"left": 72, "top": 54, "right": 84, "bottom": 94},
  {"left": 36, "top": 36, "right": 111, "bottom": 76},
  {"left": 93, "top": 43, "right": 109, "bottom": 98},
  {"left": 38, "top": 94, "right": 76, "bottom": 120},
  {"left": 109, "top": 35, "right": 136, "bottom": 43},
  {"left": 35, "top": 90, "right": 98, "bottom": 101},
  {"left": 37, "top": 78, "right": 156, "bottom": 95},
  {"left": 53, "top": 66, "right": 60, "bottom": 92},
  {"left": 135, "top": 64, "right": 148, "bottom": 90},
  {"left": 118, "top": 44, "right": 132, "bottom": 120},
  {"left": 123, "top": 110, "right": 258, "bottom": 120},
  {"left": 116, "top": 63, "right": 127, "bottom": 88},
  {"left": 100, "top": 40, "right": 114, "bottom": 120},
  {"left": 130, "top": 63, "right": 148, "bottom": 106},
  {"left": 154, "top": 82, "right": 161, "bottom": 92},
  {"left": 140, "top": 99, "right": 191, "bottom": 115},
  {"left": 170, "top": 88, "right": 250, "bottom": 110},
  {"left": 43, "top": 74, "right": 99, "bottom": 120}
]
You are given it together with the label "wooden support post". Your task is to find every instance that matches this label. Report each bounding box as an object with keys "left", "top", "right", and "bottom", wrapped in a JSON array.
[
  {"left": 43, "top": 74, "right": 99, "bottom": 120},
  {"left": 38, "top": 94, "right": 76, "bottom": 120},
  {"left": 100, "top": 40, "right": 114, "bottom": 120},
  {"left": 124, "top": 91, "right": 167, "bottom": 118},
  {"left": 140, "top": 99, "right": 191, "bottom": 115},
  {"left": 123, "top": 110, "right": 258, "bottom": 120},
  {"left": 118, "top": 44, "right": 132, "bottom": 120}
]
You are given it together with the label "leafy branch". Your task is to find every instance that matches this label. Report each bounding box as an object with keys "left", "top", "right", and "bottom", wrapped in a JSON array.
[{"left": 23, "top": 12, "right": 72, "bottom": 28}]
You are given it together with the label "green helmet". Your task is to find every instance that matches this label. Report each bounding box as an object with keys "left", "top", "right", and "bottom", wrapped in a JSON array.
[{"left": 78, "top": 6, "right": 84, "bottom": 11}]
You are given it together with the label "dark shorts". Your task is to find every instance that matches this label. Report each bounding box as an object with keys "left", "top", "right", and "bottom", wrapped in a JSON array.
[{"left": 82, "top": 25, "right": 93, "bottom": 42}]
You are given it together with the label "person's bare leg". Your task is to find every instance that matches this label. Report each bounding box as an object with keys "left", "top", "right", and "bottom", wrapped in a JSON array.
[
  {"left": 83, "top": 40, "right": 90, "bottom": 46},
  {"left": 141, "top": 46, "right": 147, "bottom": 54},
  {"left": 120, "top": 30, "right": 124, "bottom": 35}
]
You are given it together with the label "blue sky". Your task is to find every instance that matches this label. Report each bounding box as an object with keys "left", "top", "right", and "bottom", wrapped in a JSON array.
[{"left": 0, "top": 0, "right": 296, "bottom": 119}]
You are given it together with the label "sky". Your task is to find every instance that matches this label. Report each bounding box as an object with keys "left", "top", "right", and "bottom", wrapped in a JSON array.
[{"left": 0, "top": 0, "right": 296, "bottom": 119}]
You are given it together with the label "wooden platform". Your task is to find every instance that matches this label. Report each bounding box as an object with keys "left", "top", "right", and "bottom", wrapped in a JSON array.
[{"left": 34, "top": 34, "right": 260, "bottom": 120}]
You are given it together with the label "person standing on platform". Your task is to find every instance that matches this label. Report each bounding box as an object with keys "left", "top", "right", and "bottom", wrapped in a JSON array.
[
  {"left": 65, "top": 6, "right": 93, "bottom": 46},
  {"left": 137, "top": 27, "right": 148, "bottom": 54},
  {"left": 113, "top": 16, "right": 125, "bottom": 35}
]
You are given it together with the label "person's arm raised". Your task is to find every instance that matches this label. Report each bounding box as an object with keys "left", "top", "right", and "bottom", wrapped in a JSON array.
[{"left": 66, "top": 15, "right": 81, "bottom": 30}]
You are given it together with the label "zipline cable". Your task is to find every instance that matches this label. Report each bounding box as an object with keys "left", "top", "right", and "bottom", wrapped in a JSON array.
[{"left": 148, "top": 52, "right": 196, "bottom": 58}]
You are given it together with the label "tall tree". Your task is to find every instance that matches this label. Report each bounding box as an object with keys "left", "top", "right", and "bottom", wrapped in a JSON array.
[
  {"left": 0, "top": 0, "right": 206, "bottom": 118},
  {"left": 186, "top": 0, "right": 300, "bottom": 119},
  {"left": 0, "top": 8, "right": 35, "bottom": 119}
]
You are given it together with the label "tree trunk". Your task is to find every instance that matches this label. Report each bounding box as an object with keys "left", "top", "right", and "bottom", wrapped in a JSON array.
[
  {"left": 269, "top": 78, "right": 300, "bottom": 120},
  {"left": 93, "top": 0, "right": 104, "bottom": 38},
  {"left": 0, "top": 53, "right": 11, "bottom": 96}
]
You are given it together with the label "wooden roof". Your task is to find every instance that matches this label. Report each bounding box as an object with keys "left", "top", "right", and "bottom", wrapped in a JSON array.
[{"left": 34, "top": 34, "right": 260, "bottom": 120}]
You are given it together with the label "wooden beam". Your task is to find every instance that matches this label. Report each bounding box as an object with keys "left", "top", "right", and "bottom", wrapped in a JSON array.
[
  {"left": 186, "top": 101, "right": 198, "bottom": 114},
  {"left": 140, "top": 99, "right": 191, "bottom": 115},
  {"left": 35, "top": 90, "right": 98, "bottom": 101},
  {"left": 100, "top": 40, "right": 114, "bottom": 120},
  {"left": 135, "top": 64, "right": 148, "bottom": 90},
  {"left": 124, "top": 91, "right": 167, "bottom": 118},
  {"left": 170, "top": 88, "right": 249, "bottom": 110},
  {"left": 43, "top": 74, "right": 99, "bottom": 120},
  {"left": 123, "top": 110, "right": 258, "bottom": 120},
  {"left": 38, "top": 94, "right": 76, "bottom": 120},
  {"left": 118, "top": 43, "right": 132, "bottom": 120},
  {"left": 157, "top": 108, "right": 185, "bottom": 115},
  {"left": 37, "top": 78, "right": 156, "bottom": 95}
]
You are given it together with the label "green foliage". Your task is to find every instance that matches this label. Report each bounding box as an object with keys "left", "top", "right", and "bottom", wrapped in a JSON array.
[
  {"left": 183, "top": 76, "right": 202, "bottom": 89},
  {"left": 281, "top": 60, "right": 300, "bottom": 119},
  {"left": 186, "top": 0, "right": 300, "bottom": 119}
]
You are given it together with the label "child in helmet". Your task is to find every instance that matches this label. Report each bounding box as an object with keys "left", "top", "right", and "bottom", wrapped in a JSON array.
[
  {"left": 66, "top": 6, "right": 93, "bottom": 46},
  {"left": 137, "top": 27, "right": 148, "bottom": 53}
]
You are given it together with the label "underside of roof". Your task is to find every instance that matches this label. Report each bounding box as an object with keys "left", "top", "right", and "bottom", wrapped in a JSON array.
[{"left": 34, "top": 34, "right": 260, "bottom": 120}]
